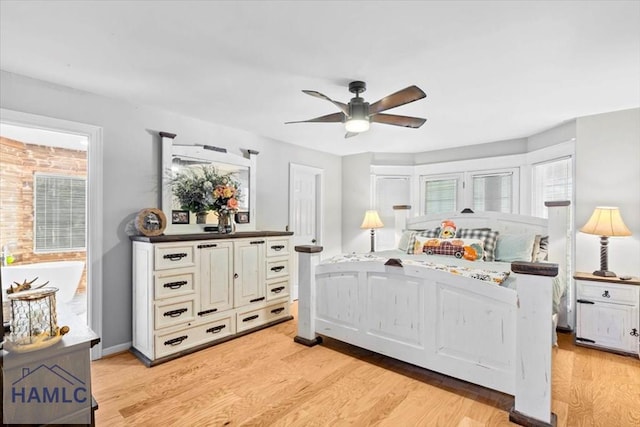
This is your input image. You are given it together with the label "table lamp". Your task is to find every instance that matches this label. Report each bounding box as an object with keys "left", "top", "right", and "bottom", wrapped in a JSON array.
[
  {"left": 361, "top": 210, "right": 384, "bottom": 252},
  {"left": 580, "top": 206, "right": 632, "bottom": 277}
]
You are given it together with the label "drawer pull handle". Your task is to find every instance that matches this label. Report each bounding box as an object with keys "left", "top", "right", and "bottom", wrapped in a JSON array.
[
  {"left": 602, "top": 290, "right": 610, "bottom": 298},
  {"left": 207, "top": 325, "right": 226, "bottom": 334},
  {"left": 197, "top": 243, "right": 218, "bottom": 249},
  {"left": 576, "top": 337, "right": 596, "bottom": 344},
  {"left": 271, "top": 245, "right": 285, "bottom": 251},
  {"left": 577, "top": 299, "right": 595, "bottom": 304},
  {"left": 164, "top": 281, "right": 188, "bottom": 289},
  {"left": 198, "top": 308, "right": 218, "bottom": 316},
  {"left": 250, "top": 240, "right": 265, "bottom": 245},
  {"left": 164, "top": 335, "right": 188, "bottom": 346},
  {"left": 163, "top": 252, "right": 188, "bottom": 261},
  {"left": 250, "top": 297, "right": 265, "bottom": 303},
  {"left": 243, "top": 314, "right": 259, "bottom": 322},
  {"left": 631, "top": 328, "right": 639, "bottom": 337},
  {"left": 163, "top": 308, "right": 188, "bottom": 318},
  {"left": 270, "top": 266, "right": 285, "bottom": 272},
  {"left": 271, "top": 286, "right": 285, "bottom": 294},
  {"left": 270, "top": 307, "right": 285, "bottom": 315}
]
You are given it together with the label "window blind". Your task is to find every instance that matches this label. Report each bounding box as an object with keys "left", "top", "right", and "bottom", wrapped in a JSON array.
[
  {"left": 424, "top": 179, "right": 457, "bottom": 214},
  {"left": 473, "top": 172, "right": 513, "bottom": 213},
  {"left": 532, "top": 157, "right": 572, "bottom": 218},
  {"left": 34, "top": 174, "right": 87, "bottom": 252}
]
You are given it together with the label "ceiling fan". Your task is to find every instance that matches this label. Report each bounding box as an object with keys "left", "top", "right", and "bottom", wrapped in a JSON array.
[{"left": 286, "top": 81, "right": 427, "bottom": 138}]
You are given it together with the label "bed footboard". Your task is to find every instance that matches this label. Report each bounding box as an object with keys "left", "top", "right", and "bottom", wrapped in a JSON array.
[{"left": 295, "top": 247, "right": 558, "bottom": 427}]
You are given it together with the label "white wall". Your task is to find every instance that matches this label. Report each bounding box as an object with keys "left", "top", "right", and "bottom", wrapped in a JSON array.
[
  {"left": 0, "top": 70, "right": 343, "bottom": 351},
  {"left": 575, "top": 108, "right": 640, "bottom": 276},
  {"left": 342, "top": 153, "right": 374, "bottom": 254}
]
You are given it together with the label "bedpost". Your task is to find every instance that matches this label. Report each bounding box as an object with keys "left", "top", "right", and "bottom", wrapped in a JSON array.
[
  {"left": 294, "top": 245, "right": 323, "bottom": 346},
  {"left": 393, "top": 205, "right": 412, "bottom": 247},
  {"left": 545, "top": 201, "right": 571, "bottom": 331},
  {"left": 510, "top": 262, "right": 559, "bottom": 427}
]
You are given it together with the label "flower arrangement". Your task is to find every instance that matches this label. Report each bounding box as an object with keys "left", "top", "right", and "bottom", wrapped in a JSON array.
[{"left": 171, "top": 165, "right": 242, "bottom": 218}]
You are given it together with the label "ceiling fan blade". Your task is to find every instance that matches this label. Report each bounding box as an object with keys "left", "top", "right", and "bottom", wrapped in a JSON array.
[
  {"left": 285, "top": 112, "right": 345, "bottom": 124},
  {"left": 370, "top": 113, "right": 426, "bottom": 128},
  {"left": 369, "top": 85, "right": 426, "bottom": 115},
  {"left": 344, "top": 131, "right": 360, "bottom": 139},
  {"left": 302, "top": 90, "right": 349, "bottom": 115}
]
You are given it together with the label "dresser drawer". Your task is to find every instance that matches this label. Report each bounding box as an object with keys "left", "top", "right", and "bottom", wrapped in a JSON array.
[
  {"left": 154, "top": 298, "right": 196, "bottom": 330},
  {"left": 266, "top": 239, "right": 290, "bottom": 257},
  {"left": 155, "top": 244, "right": 195, "bottom": 270},
  {"left": 154, "top": 314, "right": 236, "bottom": 359},
  {"left": 154, "top": 269, "right": 195, "bottom": 300},
  {"left": 266, "top": 278, "right": 289, "bottom": 301},
  {"left": 264, "top": 301, "right": 289, "bottom": 322},
  {"left": 192, "top": 315, "right": 235, "bottom": 343},
  {"left": 266, "top": 258, "right": 290, "bottom": 279},
  {"left": 236, "top": 302, "right": 290, "bottom": 333},
  {"left": 577, "top": 280, "right": 639, "bottom": 305}
]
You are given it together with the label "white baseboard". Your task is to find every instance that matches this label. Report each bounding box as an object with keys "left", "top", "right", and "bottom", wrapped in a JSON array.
[{"left": 100, "top": 341, "right": 132, "bottom": 357}]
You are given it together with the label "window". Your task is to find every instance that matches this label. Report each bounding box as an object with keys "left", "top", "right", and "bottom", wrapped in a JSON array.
[
  {"left": 420, "top": 169, "right": 517, "bottom": 215},
  {"left": 421, "top": 176, "right": 459, "bottom": 215},
  {"left": 532, "top": 157, "right": 572, "bottom": 218},
  {"left": 472, "top": 172, "right": 513, "bottom": 213},
  {"left": 34, "top": 174, "right": 87, "bottom": 252}
]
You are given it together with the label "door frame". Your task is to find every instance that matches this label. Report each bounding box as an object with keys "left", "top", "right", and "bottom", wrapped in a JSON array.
[
  {"left": 288, "top": 163, "right": 324, "bottom": 300},
  {"left": 0, "top": 108, "right": 104, "bottom": 360}
]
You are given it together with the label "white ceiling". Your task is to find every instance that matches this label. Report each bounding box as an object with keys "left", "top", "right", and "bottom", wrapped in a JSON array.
[{"left": 1, "top": 1, "right": 638, "bottom": 156}]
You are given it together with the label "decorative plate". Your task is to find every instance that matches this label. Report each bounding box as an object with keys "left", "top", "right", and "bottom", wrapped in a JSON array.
[{"left": 135, "top": 208, "right": 167, "bottom": 237}]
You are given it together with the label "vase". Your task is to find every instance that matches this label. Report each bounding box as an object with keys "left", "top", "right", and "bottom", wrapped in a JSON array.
[
  {"left": 195, "top": 211, "right": 208, "bottom": 224},
  {"left": 218, "top": 213, "right": 233, "bottom": 234}
]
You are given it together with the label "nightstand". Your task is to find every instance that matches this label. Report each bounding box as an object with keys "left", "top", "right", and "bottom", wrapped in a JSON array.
[{"left": 575, "top": 272, "right": 640, "bottom": 357}]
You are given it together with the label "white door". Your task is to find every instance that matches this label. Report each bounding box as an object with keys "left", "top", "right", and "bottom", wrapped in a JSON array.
[{"left": 289, "top": 163, "right": 323, "bottom": 301}]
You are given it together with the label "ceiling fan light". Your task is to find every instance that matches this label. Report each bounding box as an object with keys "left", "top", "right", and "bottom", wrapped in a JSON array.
[{"left": 345, "top": 118, "right": 370, "bottom": 133}]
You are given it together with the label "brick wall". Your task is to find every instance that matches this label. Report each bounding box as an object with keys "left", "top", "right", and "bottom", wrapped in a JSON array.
[{"left": 0, "top": 136, "right": 88, "bottom": 294}]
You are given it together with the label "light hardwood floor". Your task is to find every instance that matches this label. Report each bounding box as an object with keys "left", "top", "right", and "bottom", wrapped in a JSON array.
[{"left": 92, "top": 304, "right": 640, "bottom": 426}]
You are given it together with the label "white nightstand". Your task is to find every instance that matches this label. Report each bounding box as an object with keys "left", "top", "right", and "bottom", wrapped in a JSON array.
[{"left": 575, "top": 272, "right": 640, "bottom": 357}]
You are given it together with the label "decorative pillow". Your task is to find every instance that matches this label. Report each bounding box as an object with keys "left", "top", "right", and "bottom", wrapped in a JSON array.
[
  {"left": 414, "top": 236, "right": 485, "bottom": 261},
  {"left": 407, "top": 228, "right": 439, "bottom": 254},
  {"left": 533, "top": 235, "right": 549, "bottom": 262},
  {"left": 456, "top": 229, "right": 499, "bottom": 261},
  {"left": 397, "top": 230, "right": 415, "bottom": 252},
  {"left": 495, "top": 233, "right": 537, "bottom": 262},
  {"left": 438, "top": 220, "right": 457, "bottom": 239}
]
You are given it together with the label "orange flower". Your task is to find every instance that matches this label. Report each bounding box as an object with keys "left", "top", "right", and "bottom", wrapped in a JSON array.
[{"left": 227, "top": 198, "right": 238, "bottom": 209}]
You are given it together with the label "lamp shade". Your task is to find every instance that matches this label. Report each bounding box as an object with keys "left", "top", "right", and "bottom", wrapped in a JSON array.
[
  {"left": 580, "top": 207, "right": 632, "bottom": 237},
  {"left": 360, "top": 210, "right": 384, "bottom": 229}
]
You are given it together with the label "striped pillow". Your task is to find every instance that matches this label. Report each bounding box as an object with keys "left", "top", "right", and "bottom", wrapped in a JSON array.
[{"left": 456, "top": 229, "right": 500, "bottom": 261}]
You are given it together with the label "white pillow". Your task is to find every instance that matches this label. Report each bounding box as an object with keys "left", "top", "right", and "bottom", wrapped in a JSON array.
[{"left": 495, "top": 233, "right": 537, "bottom": 262}]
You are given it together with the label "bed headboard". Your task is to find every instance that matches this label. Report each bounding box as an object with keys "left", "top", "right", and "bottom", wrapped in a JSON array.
[{"left": 405, "top": 211, "right": 548, "bottom": 236}]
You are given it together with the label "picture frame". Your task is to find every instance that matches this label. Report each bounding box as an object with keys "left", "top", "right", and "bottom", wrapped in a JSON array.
[
  {"left": 235, "top": 211, "right": 250, "bottom": 224},
  {"left": 172, "top": 210, "right": 190, "bottom": 225}
]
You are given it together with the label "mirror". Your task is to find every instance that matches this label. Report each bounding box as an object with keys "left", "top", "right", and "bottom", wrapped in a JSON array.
[{"left": 161, "top": 133, "right": 257, "bottom": 233}]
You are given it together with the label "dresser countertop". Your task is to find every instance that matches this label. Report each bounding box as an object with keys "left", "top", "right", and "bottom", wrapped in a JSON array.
[{"left": 130, "top": 230, "right": 293, "bottom": 243}]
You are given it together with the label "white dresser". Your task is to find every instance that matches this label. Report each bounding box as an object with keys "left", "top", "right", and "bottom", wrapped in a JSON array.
[{"left": 131, "top": 231, "right": 293, "bottom": 366}]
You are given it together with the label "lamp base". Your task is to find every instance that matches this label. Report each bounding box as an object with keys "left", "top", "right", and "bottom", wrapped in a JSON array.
[{"left": 593, "top": 270, "right": 617, "bottom": 278}]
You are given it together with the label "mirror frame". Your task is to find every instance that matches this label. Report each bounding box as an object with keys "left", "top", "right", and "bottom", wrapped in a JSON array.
[{"left": 160, "top": 132, "right": 257, "bottom": 234}]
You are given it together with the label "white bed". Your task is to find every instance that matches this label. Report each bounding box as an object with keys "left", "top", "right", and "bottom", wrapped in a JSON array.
[{"left": 294, "top": 204, "right": 570, "bottom": 427}]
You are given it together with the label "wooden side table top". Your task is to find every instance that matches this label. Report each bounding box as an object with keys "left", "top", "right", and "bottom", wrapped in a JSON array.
[{"left": 574, "top": 271, "right": 640, "bottom": 286}]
